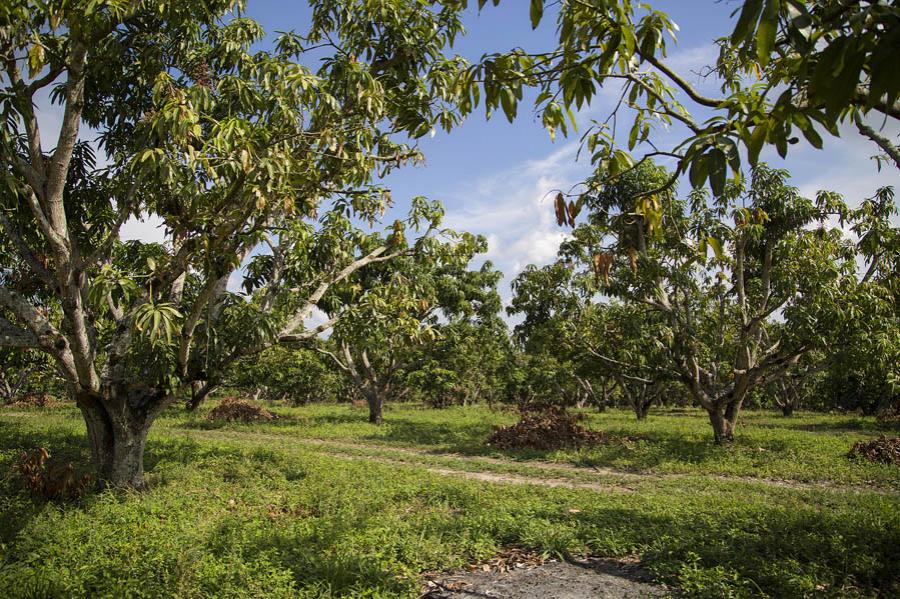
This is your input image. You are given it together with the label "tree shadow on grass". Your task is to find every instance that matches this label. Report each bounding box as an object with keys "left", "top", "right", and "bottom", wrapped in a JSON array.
[
  {"left": 214, "top": 494, "right": 900, "bottom": 598},
  {"left": 781, "top": 419, "right": 900, "bottom": 434},
  {"left": 359, "top": 417, "right": 497, "bottom": 454},
  {"left": 359, "top": 416, "right": 744, "bottom": 472},
  {"left": 176, "top": 412, "right": 304, "bottom": 431},
  {"left": 207, "top": 518, "right": 416, "bottom": 597}
]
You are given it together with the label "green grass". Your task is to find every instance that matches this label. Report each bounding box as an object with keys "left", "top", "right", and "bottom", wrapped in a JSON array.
[
  {"left": 169, "top": 402, "right": 900, "bottom": 487},
  {"left": 0, "top": 402, "right": 898, "bottom": 598}
]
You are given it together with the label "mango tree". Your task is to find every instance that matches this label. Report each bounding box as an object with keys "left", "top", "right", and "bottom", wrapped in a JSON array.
[
  {"left": 317, "top": 232, "right": 498, "bottom": 423},
  {"left": 559, "top": 161, "right": 892, "bottom": 442},
  {"left": 0, "top": 0, "right": 474, "bottom": 487}
]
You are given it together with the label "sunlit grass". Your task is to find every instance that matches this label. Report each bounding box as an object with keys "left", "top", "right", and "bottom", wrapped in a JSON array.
[{"left": 0, "top": 403, "right": 897, "bottom": 597}]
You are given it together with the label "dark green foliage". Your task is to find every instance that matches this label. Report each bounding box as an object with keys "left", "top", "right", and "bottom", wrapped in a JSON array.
[{"left": 227, "top": 346, "right": 343, "bottom": 405}]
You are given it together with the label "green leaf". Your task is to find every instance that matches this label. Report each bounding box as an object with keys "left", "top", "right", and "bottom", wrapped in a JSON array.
[
  {"left": 689, "top": 154, "right": 708, "bottom": 189},
  {"left": 707, "top": 236, "right": 724, "bottom": 261},
  {"left": 529, "top": 0, "right": 543, "bottom": 30},
  {"left": 731, "top": 0, "right": 764, "bottom": 45},
  {"left": 793, "top": 114, "right": 823, "bottom": 149},
  {"left": 747, "top": 123, "right": 768, "bottom": 166},
  {"left": 756, "top": 0, "right": 780, "bottom": 67},
  {"left": 500, "top": 88, "right": 517, "bottom": 123},
  {"left": 628, "top": 120, "right": 640, "bottom": 151},
  {"left": 707, "top": 148, "right": 727, "bottom": 197}
]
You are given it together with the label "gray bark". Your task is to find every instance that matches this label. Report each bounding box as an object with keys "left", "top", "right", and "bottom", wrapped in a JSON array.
[{"left": 76, "top": 387, "right": 169, "bottom": 489}]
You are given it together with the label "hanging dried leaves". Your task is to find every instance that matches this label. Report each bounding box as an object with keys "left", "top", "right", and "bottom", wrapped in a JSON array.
[
  {"left": 592, "top": 252, "right": 615, "bottom": 285},
  {"left": 554, "top": 192, "right": 567, "bottom": 226},
  {"left": 553, "top": 192, "right": 581, "bottom": 227},
  {"left": 566, "top": 200, "right": 578, "bottom": 227},
  {"left": 627, "top": 247, "right": 638, "bottom": 274}
]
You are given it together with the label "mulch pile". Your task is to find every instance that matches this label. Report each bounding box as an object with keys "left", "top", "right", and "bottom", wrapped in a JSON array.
[
  {"left": 876, "top": 404, "right": 900, "bottom": 423},
  {"left": 848, "top": 435, "right": 900, "bottom": 465},
  {"left": 207, "top": 397, "right": 276, "bottom": 423},
  {"left": 5, "top": 393, "right": 60, "bottom": 408},
  {"left": 487, "top": 405, "right": 606, "bottom": 450}
]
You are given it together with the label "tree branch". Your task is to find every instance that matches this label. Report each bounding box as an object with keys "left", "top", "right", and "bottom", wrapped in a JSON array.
[
  {"left": 855, "top": 116, "right": 900, "bottom": 170},
  {"left": 0, "top": 316, "right": 41, "bottom": 348}
]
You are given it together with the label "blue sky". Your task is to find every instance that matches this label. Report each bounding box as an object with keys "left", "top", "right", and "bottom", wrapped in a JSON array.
[{"left": 36, "top": 1, "right": 898, "bottom": 312}]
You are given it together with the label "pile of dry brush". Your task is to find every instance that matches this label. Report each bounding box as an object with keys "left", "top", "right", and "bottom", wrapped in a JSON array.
[
  {"left": 5, "top": 393, "right": 60, "bottom": 408},
  {"left": 14, "top": 448, "right": 91, "bottom": 500},
  {"left": 487, "top": 405, "right": 606, "bottom": 450},
  {"left": 848, "top": 436, "right": 900, "bottom": 465},
  {"left": 207, "top": 397, "right": 276, "bottom": 423}
]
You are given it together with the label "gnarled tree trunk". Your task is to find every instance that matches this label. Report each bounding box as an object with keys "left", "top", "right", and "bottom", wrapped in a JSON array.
[
  {"left": 706, "top": 398, "right": 742, "bottom": 443},
  {"left": 75, "top": 387, "right": 169, "bottom": 489},
  {"left": 707, "top": 408, "right": 736, "bottom": 444}
]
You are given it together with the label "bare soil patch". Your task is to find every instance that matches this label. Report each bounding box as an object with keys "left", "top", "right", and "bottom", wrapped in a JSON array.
[{"left": 422, "top": 556, "right": 668, "bottom": 599}]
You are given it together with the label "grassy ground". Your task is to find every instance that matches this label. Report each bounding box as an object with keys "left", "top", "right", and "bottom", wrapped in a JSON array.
[{"left": 1, "top": 402, "right": 898, "bottom": 598}]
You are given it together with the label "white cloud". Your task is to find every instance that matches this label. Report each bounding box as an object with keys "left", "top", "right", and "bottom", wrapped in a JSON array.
[
  {"left": 442, "top": 142, "right": 587, "bottom": 305},
  {"left": 776, "top": 119, "right": 900, "bottom": 216},
  {"left": 119, "top": 214, "right": 167, "bottom": 245}
]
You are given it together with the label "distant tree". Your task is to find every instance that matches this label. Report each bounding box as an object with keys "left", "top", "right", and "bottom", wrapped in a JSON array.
[
  {"left": 0, "top": 348, "right": 61, "bottom": 404},
  {"left": 317, "top": 233, "right": 497, "bottom": 423},
  {"left": 766, "top": 350, "right": 824, "bottom": 417},
  {"left": 226, "top": 345, "right": 343, "bottom": 405},
  {"left": 557, "top": 161, "right": 892, "bottom": 442},
  {"left": 578, "top": 302, "right": 673, "bottom": 420},
  {"left": 508, "top": 262, "right": 612, "bottom": 410},
  {"left": 407, "top": 317, "right": 511, "bottom": 408},
  {"left": 818, "top": 188, "right": 900, "bottom": 416}
]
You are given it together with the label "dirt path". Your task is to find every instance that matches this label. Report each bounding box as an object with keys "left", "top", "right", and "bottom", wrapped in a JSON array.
[
  {"left": 318, "top": 450, "right": 635, "bottom": 493},
  {"left": 175, "top": 427, "right": 898, "bottom": 495}
]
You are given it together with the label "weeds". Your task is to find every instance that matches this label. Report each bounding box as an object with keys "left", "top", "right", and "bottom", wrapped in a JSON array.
[{"left": 0, "top": 405, "right": 898, "bottom": 597}]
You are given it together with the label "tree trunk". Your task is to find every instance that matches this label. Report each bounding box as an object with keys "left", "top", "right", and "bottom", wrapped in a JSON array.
[
  {"left": 598, "top": 379, "right": 609, "bottom": 412},
  {"left": 781, "top": 404, "right": 794, "bottom": 417},
  {"left": 707, "top": 408, "right": 737, "bottom": 444},
  {"left": 635, "top": 398, "right": 652, "bottom": 420},
  {"left": 185, "top": 380, "right": 215, "bottom": 411},
  {"left": 75, "top": 388, "right": 165, "bottom": 489},
  {"left": 367, "top": 393, "right": 384, "bottom": 424}
]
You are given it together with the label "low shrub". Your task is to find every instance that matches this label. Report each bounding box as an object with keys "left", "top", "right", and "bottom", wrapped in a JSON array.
[
  {"left": 207, "top": 397, "right": 276, "bottom": 423},
  {"left": 6, "top": 393, "right": 60, "bottom": 408}
]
